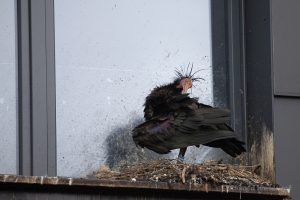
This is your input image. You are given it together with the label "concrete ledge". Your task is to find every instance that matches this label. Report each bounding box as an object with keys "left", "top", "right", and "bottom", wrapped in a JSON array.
[{"left": 0, "top": 174, "right": 291, "bottom": 199}]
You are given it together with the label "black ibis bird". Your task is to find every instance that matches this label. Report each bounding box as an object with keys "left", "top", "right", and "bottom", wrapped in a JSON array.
[{"left": 132, "top": 67, "right": 246, "bottom": 162}]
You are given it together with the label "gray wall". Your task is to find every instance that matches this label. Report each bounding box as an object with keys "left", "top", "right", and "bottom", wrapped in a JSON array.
[
  {"left": 272, "top": 0, "right": 300, "bottom": 199},
  {"left": 55, "top": 0, "right": 213, "bottom": 177},
  {"left": 0, "top": 0, "right": 17, "bottom": 174}
]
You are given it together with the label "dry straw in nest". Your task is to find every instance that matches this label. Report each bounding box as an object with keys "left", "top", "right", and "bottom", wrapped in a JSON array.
[{"left": 95, "top": 159, "right": 276, "bottom": 187}]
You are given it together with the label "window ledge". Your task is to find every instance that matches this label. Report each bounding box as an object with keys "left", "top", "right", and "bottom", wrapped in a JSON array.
[{"left": 0, "top": 174, "right": 290, "bottom": 199}]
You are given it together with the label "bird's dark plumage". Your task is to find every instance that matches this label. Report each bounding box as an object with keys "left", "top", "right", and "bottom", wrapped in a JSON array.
[{"left": 133, "top": 68, "right": 246, "bottom": 159}]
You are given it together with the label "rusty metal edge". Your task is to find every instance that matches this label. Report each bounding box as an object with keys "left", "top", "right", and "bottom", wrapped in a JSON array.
[{"left": 0, "top": 174, "right": 290, "bottom": 198}]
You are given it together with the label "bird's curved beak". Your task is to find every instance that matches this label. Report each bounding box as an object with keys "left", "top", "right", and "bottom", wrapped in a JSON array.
[{"left": 180, "top": 78, "right": 193, "bottom": 94}]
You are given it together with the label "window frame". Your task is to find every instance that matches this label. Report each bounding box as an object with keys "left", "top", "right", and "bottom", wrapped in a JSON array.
[
  {"left": 211, "top": 0, "right": 275, "bottom": 180},
  {"left": 16, "top": 0, "right": 56, "bottom": 176},
  {"left": 15, "top": 0, "right": 275, "bottom": 180},
  {"left": 211, "top": 0, "right": 247, "bottom": 145}
]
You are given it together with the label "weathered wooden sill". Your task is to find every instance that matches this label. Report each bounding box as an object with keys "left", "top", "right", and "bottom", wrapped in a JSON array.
[{"left": 0, "top": 174, "right": 291, "bottom": 200}]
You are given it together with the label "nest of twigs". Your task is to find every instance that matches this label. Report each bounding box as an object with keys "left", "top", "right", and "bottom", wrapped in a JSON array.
[{"left": 95, "top": 159, "right": 276, "bottom": 187}]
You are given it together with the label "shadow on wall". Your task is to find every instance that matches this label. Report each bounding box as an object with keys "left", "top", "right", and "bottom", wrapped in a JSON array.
[{"left": 104, "top": 118, "right": 170, "bottom": 169}]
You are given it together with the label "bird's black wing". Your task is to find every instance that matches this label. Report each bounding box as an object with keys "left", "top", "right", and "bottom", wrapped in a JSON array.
[
  {"left": 144, "top": 91, "right": 198, "bottom": 120},
  {"left": 132, "top": 103, "right": 237, "bottom": 154}
]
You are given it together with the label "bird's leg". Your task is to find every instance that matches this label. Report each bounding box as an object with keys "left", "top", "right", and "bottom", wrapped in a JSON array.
[{"left": 177, "top": 147, "right": 187, "bottom": 163}]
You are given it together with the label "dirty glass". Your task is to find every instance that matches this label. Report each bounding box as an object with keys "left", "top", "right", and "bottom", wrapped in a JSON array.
[
  {"left": 0, "top": 0, "right": 17, "bottom": 174},
  {"left": 55, "top": 0, "right": 212, "bottom": 177}
]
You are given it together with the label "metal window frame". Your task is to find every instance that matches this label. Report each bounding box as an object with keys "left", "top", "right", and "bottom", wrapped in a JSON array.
[
  {"left": 212, "top": 0, "right": 274, "bottom": 181},
  {"left": 16, "top": 0, "right": 56, "bottom": 176},
  {"left": 15, "top": 0, "right": 274, "bottom": 180},
  {"left": 244, "top": 0, "right": 275, "bottom": 181},
  {"left": 211, "top": 0, "right": 247, "bottom": 144}
]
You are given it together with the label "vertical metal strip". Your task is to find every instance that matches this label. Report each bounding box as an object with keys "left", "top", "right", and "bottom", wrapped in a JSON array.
[
  {"left": 16, "top": 0, "right": 33, "bottom": 176},
  {"left": 31, "top": 0, "right": 48, "bottom": 176},
  {"left": 226, "top": 0, "right": 247, "bottom": 144},
  {"left": 211, "top": 0, "right": 247, "bottom": 142},
  {"left": 16, "top": 0, "right": 56, "bottom": 176},
  {"left": 244, "top": 0, "right": 275, "bottom": 181},
  {"left": 211, "top": 0, "right": 230, "bottom": 109},
  {"left": 45, "top": 0, "right": 56, "bottom": 176}
]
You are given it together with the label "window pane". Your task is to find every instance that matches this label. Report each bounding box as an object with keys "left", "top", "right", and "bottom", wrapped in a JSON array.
[
  {"left": 0, "top": 0, "right": 17, "bottom": 174},
  {"left": 55, "top": 0, "right": 212, "bottom": 177}
]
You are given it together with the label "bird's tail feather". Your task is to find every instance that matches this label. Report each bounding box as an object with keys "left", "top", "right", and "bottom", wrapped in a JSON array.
[{"left": 204, "top": 138, "right": 246, "bottom": 157}]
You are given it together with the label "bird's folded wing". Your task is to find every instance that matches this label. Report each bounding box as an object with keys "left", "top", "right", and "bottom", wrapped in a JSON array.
[
  {"left": 167, "top": 110, "right": 235, "bottom": 148},
  {"left": 132, "top": 107, "right": 236, "bottom": 154}
]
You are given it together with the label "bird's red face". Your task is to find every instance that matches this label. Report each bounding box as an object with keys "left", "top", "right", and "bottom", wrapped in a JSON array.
[{"left": 176, "top": 78, "right": 193, "bottom": 94}]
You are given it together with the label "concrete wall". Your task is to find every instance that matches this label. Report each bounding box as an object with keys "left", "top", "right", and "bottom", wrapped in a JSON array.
[
  {"left": 0, "top": 0, "right": 17, "bottom": 174},
  {"left": 54, "top": 0, "right": 213, "bottom": 177}
]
